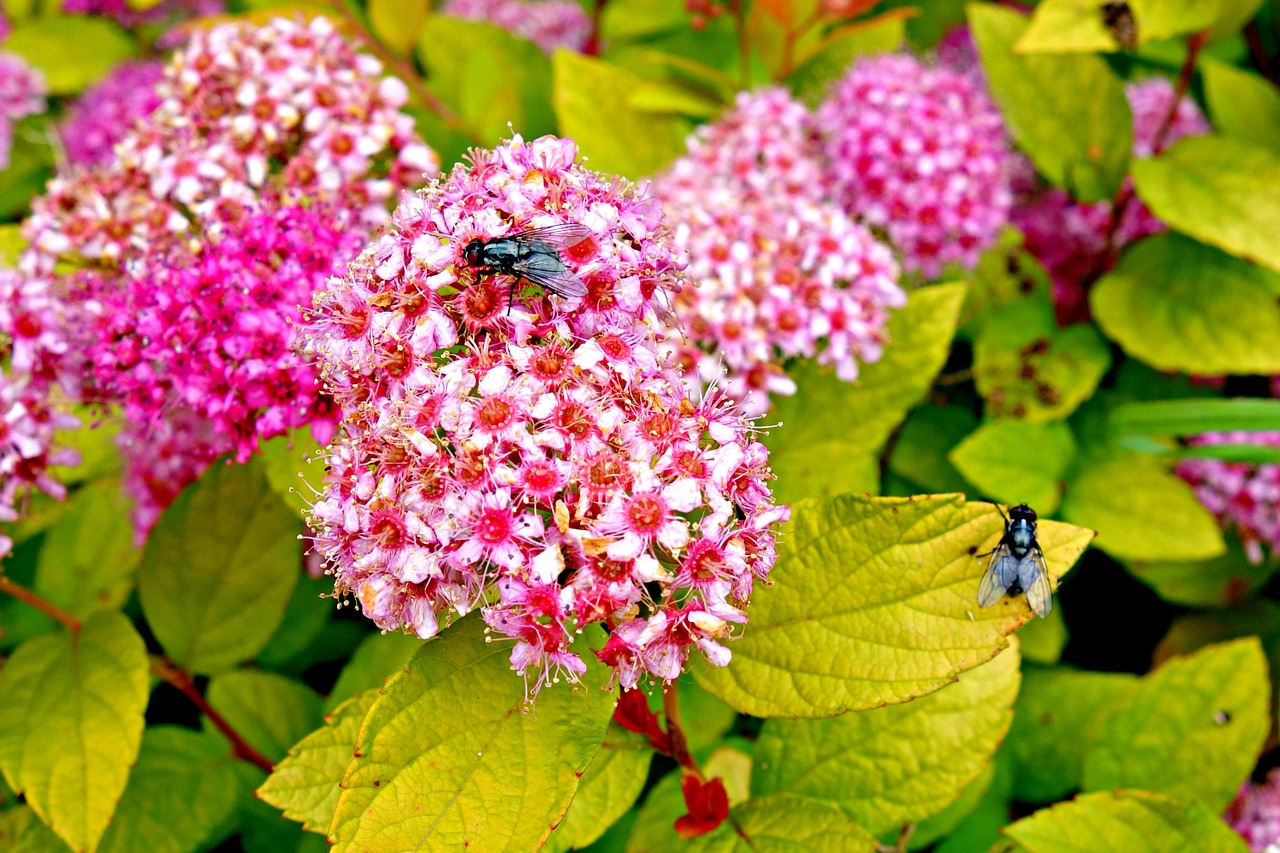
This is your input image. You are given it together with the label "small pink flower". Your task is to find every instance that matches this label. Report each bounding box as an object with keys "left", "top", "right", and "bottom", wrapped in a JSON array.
[
  {"left": 1177, "top": 431, "right": 1280, "bottom": 565},
  {"left": 0, "top": 52, "right": 46, "bottom": 171},
  {"left": 1226, "top": 769, "right": 1280, "bottom": 851},
  {"left": 60, "top": 60, "right": 163, "bottom": 169}
]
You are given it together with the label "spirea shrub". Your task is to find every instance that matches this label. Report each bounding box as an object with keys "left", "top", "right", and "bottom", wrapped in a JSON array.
[
  {"left": 817, "top": 53, "right": 1013, "bottom": 278},
  {"left": 304, "top": 134, "right": 788, "bottom": 693},
  {"left": 1177, "top": 432, "right": 1280, "bottom": 565},
  {"left": 655, "top": 88, "right": 904, "bottom": 415},
  {"left": 441, "top": 0, "right": 592, "bottom": 53},
  {"left": 21, "top": 15, "right": 438, "bottom": 535}
]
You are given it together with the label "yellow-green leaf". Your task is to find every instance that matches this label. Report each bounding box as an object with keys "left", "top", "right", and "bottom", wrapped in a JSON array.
[
  {"left": 1061, "top": 450, "right": 1225, "bottom": 563},
  {"left": 1015, "top": 0, "right": 1120, "bottom": 54},
  {"left": 323, "top": 631, "right": 422, "bottom": 713},
  {"left": 1083, "top": 638, "right": 1269, "bottom": 812},
  {"left": 692, "top": 494, "right": 1093, "bottom": 718},
  {"left": 768, "top": 283, "right": 966, "bottom": 505},
  {"left": 685, "top": 794, "right": 877, "bottom": 851},
  {"left": 1092, "top": 233, "right": 1280, "bottom": 375},
  {"left": 328, "top": 615, "right": 617, "bottom": 852},
  {"left": 970, "top": 3, "right": 1131, "bottom": 201},
  {"left": 544, "top": 724, "right": 652, "bottom": 853},
  {"left": 260, "top": 430, "right": 326, "bottom": 520},
  {"left": 258, "top": 693, "right": 377, "bottom": 833},
  {"left": 5, "top": 16, "right": 135, "bottom": 95},
  {"left": 34, "top": 480, "right": 139, "bottom": 621},
  {"left": 949, "top": 420, "right": 1076, "bottom": 513},
  {"left": 752, "top": 642, "right": 1021, "bottom": 835},
  {"left": 0, "top": 806, "right": 70, "bottom": 853},
  {"left": 138, "top": 459, "right": 301, "bottom": 675},
  {"left": 1133, "top": 134, "right": 1280, "bottom": 275},
  {"left": 98, "top": 727, "right": 241, "bottom": 853},
  {"left": 0, "top": 613, "right": 149, "bottom": 853},
  {"left": 1006, "top": 667, "right": 1138, "bottom": 803},
  {"left": 1128, "top": 541, "right": 1278, "bottom": 607},
  {"left": 553, "top": 51, "right": 690, "bottom": 179},
  {"left": 369, "top": 0, "right": 427, "bottom": 54},
  {"left": 1203, "top": 61, "right": 1280, "bottom": 150},
  {"left": 1004, "top": 789, "right": 1249, "bottom": 853}
]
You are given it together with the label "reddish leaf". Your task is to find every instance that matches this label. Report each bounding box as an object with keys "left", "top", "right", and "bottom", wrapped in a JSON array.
[
  {"left": 674, "top": 775, "right": 730, "bottom": 839},
  {"left": 612, "top": 688, "right": 670, "bottom": 753}
]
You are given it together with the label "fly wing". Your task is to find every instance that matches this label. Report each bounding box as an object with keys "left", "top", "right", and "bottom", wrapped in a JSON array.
[
  {"left": 513, "top": 223, "right": 595, "bottom": 252},
  {"left": 977, "top": 545, "right": 1019, "bottom": 608},
  {"left": 511, "top": 248, "right": 589, "bottom": 299},
  {"left": 1019, "top": 548, "right": 1054, "bottom": 618}
]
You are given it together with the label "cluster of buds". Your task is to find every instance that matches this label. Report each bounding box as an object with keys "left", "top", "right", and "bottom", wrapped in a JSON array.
[
  {"left": 20, "top": 16, "right": 437, "bottom": 536},
  {"left": 304, "top": 135, "right": 787, "bottom": 694},
  {"left": 1176, "top": 432, "right": 1280, "bottom": 565},
  {"left": 59, "top": 60, "right": 164, "bottom": 169}
]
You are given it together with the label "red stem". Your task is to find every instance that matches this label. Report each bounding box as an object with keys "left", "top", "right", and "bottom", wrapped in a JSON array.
[
  {"left": 585, "top": 0, "right": 610, "bottom": 55},
  {"left": 0, "top": 576, "right": 81, "bottom": 632},
  {"left": 151, "top": 656, "right": 276, "bottom": 774},
  {"left": 663, "top": 685, "right": 702, "bottom": 775}
]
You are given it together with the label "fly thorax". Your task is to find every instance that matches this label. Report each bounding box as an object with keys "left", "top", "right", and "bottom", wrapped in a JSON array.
[{"left": 1010, "top": 521, "right": 1034, "bottom": 552}]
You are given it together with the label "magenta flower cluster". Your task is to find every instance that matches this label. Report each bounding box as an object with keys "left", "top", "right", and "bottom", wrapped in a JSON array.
[
  {"left": 21, "top": 16, "right": 437, "bottom": 536},
  {"left": 0, "top": 272, "right": 79, "bottom": 558},
  {"left": 441, "top": 0, "right": 591, "bottom": 53},
  {"left": 305, "top": 135, "right": 787, "bottom": 694},
  {"left": 1012, "top": 77, "right": 1209, "bottom": 321},
  {"left": 818, "top": 53, "right": 1013, "bottom": 279},
  {"left": 1227, "top": 770, "right": 1280, "bottom": 851},
  {"left": 653, "top": 87, "right": 904, "bottom": 415},
  {"left": 1176, "top": 432, "right": 1280, "bottom": 565},
  {"left": 60, "top": 60, "right": 164, "bottom": 169},
  {"left": 0, "top": 51, "right": 46, "bottom": 171},
  {"left": 61, "top": 0, "right": 224, "bottom": 31}
]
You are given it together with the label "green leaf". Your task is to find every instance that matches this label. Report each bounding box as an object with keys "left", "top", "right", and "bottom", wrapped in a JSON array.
[
  {"left": 1128, "top": 542, "right": 1278, "bottom": 607},
  {"left": 752, "top": 642, "right": 1020, "bottom": 835},
  {"left": 1109, "top": 398, "right": 1280, "bottom": 438},
  {"left": 949, "top": 420, "right": 1076, "bottom": 514},
  {"left": 138, "top": 459, "right": 301, "bottom": 675},
  {"left": 626, "top": 80, "right": 724, "bottom": 118},
  {"left": 418, "top": 17, "right": 556, "bottom": 143},
  {"left": 205, "top": 671, "right": 323, "bottom": 764},
  {"left": 786, "top": 14, "right": 908, "bottom": 104},
  {"left": 0, "top": 806, "right": 71, "bottom": 853},
  {"left": 1015, "top": 0, "right": 1120, "bottom": 54},
  {"left": 1004, "top": 789, "right": 1250, "bottom": 853},
  {"left": 258, "top": 693, "right": 377, "bottom": 834},
  {"left": 683, "top": 794, "right": 878, "bottom": 852},
  {"left": 1092, "top": 233, "right": 1280, "bottom": 375},
  {"left": 370, "top": 0, "right": 427, "bottom": 54},
  {"left": 34, "top": 480, "right": 139, "bottom": 620},
  {"left": 887, "top": 404, "right": 977, "bottom": 496},
  {"left": 973, "top": 293, "right": 1112, "bottom": 423},
  {"left": 544, "top": 724, "right": 652, "bottom": 853},
  {"left": 908, "top": 760, "right": 997, "bottom": 851},
  {"left": 929, "top": 756, "right": 1014, "bottom": 853},
  {"left": 0, "top": 224, "right": 26, "bottom": 267},
  {"left": 1130, "top": 0, "right": 1221, "bottom": 43},
  {"left": 1006, "top": 667, "right": 1137, "bottom": 803},
  {"left": 970, "top": 3, "right": 1132, "bottom": 201},
  {"left": 1061, "top": 450, "right": 1225, "bottom": 562},
  {"left": 625, "top": 770, "right": 684, "bottom": 852},
  {"left": 98, "top": 726, "right": 241, "bottom": 853},
  {"left": 1207, "top": 0, "right": 1264, "bottom": 40},
  {"left": 692, "top": 494, "right": 1093, "bottom": 718},
  {"left": 323, "top": 630, "right": 422, "bottom": 713},
  {"left": 260, "top": 430, "right": 326, "bottom": 520},
  {"left": 959, "top": 227, "right": 1052, "bottom": 339},
  {"left": 1203, "top": 61, "right": 1280, "bottom": 150},
  {"left": 1133, "top": 134, "right": 1280, "bottom": 274},
  {"left": 1018, "top": 605, "right": 1068, "bottom": 665},
  {"left": 256, "top": 573, "right": 334, "bottom": 671},
  {"left": 328, "top": 615, "right": 617, "bottom": 852},
  {"left": 1084, "top": 638, "right": 1269, "bottom": 811},
  {"left": 767, "top": 283, "right": 966, "bottom": 505},
  {"left": 553, "top": 51, "right": 691, "bottom": 179},
  {"left": 5, "top": 16, "right": 135, "bottom": 95},
  {"left": 0, "top": 613, "right": 149, "bottom": 853}
]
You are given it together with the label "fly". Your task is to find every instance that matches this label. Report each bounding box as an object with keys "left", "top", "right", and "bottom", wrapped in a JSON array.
[
  {"left": 462, "top": 223, "right": 592, "bottom": 310},
  {"left": 976, "top": 503, "right": 1053, "bottom": 619}
]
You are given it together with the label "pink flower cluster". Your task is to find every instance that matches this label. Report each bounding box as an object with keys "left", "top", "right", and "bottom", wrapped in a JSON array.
[
  {"left": 305, "top": 135, "right": 787, "bottom": 695},
  {"left": 1176, "top": 432, "right": 1280, "bottom": 565},
  {"left": 62, "top": 0, "right": 224, "bottom": 31},
  {"left": 653, "top": 88, "right": 904, "bottom": 415},
  {"left": 1012, "top": 77, "right": 1210, "bottom": 322},
  {"left": 817, "top": 53, "right": 1013, "bottom": 279},
  {"left": 441, "top": 0, "right": 592, "bottom": 53},
  {"left": 1227, "top": 770, "right": 1280, "bottom": 851},
  {"left": 0, "top": 51, "right": 46, "bottom": 171},
  {"left": 21, "top": 16, "right": 437, "bottom": 536},
  {"left": 60, "top": 60, "right": 164, "bottom": 169},
  {"left": 0, "top": 272, "right": 79, "bottom": 558}
]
